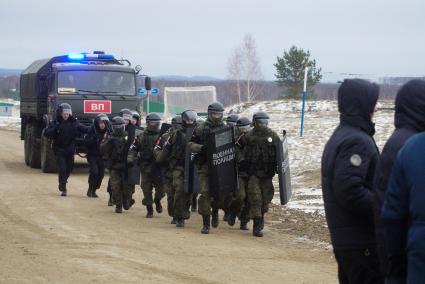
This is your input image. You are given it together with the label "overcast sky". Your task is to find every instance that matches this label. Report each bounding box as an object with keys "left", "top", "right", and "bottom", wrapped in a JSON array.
[{"left": 1, "top": 0, "right": 424, "bottom": 81}]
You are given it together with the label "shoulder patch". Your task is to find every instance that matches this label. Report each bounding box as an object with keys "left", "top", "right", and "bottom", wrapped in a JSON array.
[{"left": 350, "top": 154, "right": 362, "bottom": 167}]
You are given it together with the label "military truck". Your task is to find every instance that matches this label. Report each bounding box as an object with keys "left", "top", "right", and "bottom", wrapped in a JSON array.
[{"left": 20, "top": 51, "right": 151, "bottom": 173}]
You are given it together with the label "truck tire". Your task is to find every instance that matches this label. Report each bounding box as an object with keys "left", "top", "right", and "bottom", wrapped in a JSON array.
[
  {"left": 24, "top": 124, "right": 31, "bottom": 166},
  {"left": 28, "top": 123, "right": 41, "bottom": 168},
  {"left": 41, "top": 129, "right": 57, "bottom": 173}
]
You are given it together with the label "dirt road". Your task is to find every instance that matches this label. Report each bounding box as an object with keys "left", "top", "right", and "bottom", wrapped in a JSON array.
[{"left": 0, "top": 129, "right": 337, "bottom": 283}]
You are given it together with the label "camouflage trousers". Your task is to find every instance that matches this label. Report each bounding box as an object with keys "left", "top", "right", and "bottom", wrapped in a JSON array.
[
  {"left": 170, "top": 170, "right": 192, "bottom": 219},
  {"left": 227, "top": 176, "right": 250, "bottom": 221},
  {"left": 141, "top": 172, "right": 165, "bottom": 206},
  {"left": 110, "top": 169, "right": 131, "bottom": 207},
  {"left": 247, "top": 175, "right": 274, "bottom": 219},
  {"left": 198, "top": 173, "right": 229, "bottom": 216}
]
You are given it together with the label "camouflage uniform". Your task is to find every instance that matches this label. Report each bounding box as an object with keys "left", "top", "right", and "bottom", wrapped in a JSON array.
[
  {"left": 227, "top": 131, "right": 250, "bottom": 226},
  {"left": 138, "top": 129, "right": 164, "bottom": 207},
  {"left": 244, "top": 127, "right": 280, "bottom": 219},
  {"left": 100, "top": 129, "right": 130, "bottom": 212},
  {"left": 155, "top": 126, "right": 193, "bottom": 222}
]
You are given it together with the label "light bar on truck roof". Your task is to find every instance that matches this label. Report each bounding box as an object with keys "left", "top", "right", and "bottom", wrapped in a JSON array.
[{"left": 67, "top": 53, "right": 115, "bottom": 61}]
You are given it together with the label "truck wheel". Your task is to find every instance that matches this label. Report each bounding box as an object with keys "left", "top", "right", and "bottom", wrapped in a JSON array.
[
  {"left": 41, "top": 129, "right": 57, "bottom": 173},
  {"left": 28, "top": 123, "right": 41, "bottom": 168},
  {"left": 24, "top": 124, "right": 31, "bottom": 166}
]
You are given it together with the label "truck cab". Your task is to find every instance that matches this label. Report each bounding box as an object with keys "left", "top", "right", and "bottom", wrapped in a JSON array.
[{"left": 20, "top": 51, "right": 150, "bottom": 172}]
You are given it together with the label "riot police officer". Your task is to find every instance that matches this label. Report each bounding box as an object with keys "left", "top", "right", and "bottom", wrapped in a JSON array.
[
  {"left": 155, "top": 115, "right": 182, "bottom": 224},
  {"left": 44, "top": 103, "right": 89, "bottom": 196},
  {"left": 155, "top": 111, "right": 197, "bottom": 227},
  {"left": 106, "top": 108, "right": 134, "bottom": 206},
  {"left": 189, "top": 102, "right": 228, "bottom": 234},
  {"left": 244, "top": 111, "right": 280, "bottom": 237},
  {"left": 227, "top": 116, "right": 252, "bottom": 230},
  {"left": 100, "top": 116, "right": 130, "bottom": 213},
  {"left": 138, "top": 113, "right": 164, "bottom": 218},
  {"left": 85, "top": 113, "right": 110, "bottom": 197}
]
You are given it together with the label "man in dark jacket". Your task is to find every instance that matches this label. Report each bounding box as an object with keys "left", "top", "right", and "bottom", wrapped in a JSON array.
[
  {"left": 85, "top": 113, "right": 110, "bottom": 198},
  {"left": 321, "top": 79, "right": 383, "bottom": 283},
  {"left": 381, "top": 132, "right": 425, "bottom": 284},
  {"left": 44, "top": 103, "right": 88, "bottom": 196},
  {"left": 373, "top": 79, "right": 425, "bottom": 280}
]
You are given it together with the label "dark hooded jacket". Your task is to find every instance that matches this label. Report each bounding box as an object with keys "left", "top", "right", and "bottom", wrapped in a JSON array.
[
  {"left": 44, "top": 115, "right": 88, "bottom": 155},
  {"left": 85, "top": 117, "right": 108, "bottom": 157},
  {"left": 374, "top": 79, "right": 425, "bottom": 278},
  {"left": 321, "top": 79, "right": 380, "bottom": 249},
  {"left": 381, "top": 132, "right": 425, "bottom": 284}
]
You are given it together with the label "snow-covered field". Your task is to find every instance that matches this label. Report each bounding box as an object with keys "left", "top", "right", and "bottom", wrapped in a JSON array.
[{"left": 227, "top": 100, "right": 395, "bottom": 215}]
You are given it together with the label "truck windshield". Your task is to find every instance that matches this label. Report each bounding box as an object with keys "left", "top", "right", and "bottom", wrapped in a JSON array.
[{"left": 57, "top": 70, "right": 136, "bottom": 95}]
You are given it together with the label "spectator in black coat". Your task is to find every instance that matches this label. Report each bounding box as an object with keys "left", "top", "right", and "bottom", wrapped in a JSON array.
[
  {"left": 321, "top": 79, "right": 383, "bottom": 284},
  {"left": 374, "top": 79, "right": 425, "bottom": 281},
  {"left": 85, "top": 114, "right": 110, "bottom": 198},
  {"left": 44, "top": 103, "right": 88, "bottom": 196}
]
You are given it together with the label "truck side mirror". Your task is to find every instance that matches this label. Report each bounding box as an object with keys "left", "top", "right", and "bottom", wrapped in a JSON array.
[{"left": 145, "top": 77, "right": 152, "bottom": 91}]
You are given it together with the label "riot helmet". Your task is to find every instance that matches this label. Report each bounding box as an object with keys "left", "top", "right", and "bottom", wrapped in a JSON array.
[
  {"left": 171, "top": 115, "right": 182, "bottom": 129},
  {"left": 146, "top": 112, "right": 161, "bottom": 131},
  {"left": 207, "top": 101, "right": 224, "bottom": 123},
  {"left": 181, "top": 110, "right": 197, "bottom": 127},
  {"left": 226, "top": 114, "right": 239, "bottom": 126},
  {"left": 111, "top": 116, "right": 125, "bottom": 135},
  {"left": 131, "top": 111, "right": 140, "bottom": 125},
  {"left": 95, "top": 113, "right": 109, "bottom": 130},
  {"left": 236, "top": 117, "right": 252, "bottom": 133},
  {"left": 59, "top": 103, "right": 72, "bottom": 120},
  {"left": 252, "top": 111, "right": 270, "bottom": 128},
  {"left": 119, "top": 108, "right": 132, "bottom": 124}
]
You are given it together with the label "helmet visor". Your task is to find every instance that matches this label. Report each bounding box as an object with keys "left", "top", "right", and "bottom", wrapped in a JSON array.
[
  {"left": 62, "top": 108, "right": 72, "bottom": 115},
  {"left": 238, "top": 125, "right": 251, "bottom": 133},
  {"left": 255, "top": 118, "right": 269, "bottom": 128}
]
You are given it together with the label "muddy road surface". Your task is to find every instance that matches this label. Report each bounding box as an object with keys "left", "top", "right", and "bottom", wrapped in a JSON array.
[{"left": 0, "top": 129, "right": 336, "bottom": 283}]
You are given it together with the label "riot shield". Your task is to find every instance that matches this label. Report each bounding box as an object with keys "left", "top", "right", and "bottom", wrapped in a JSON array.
[
  {"left": 207, "top": 127, "right": 237, "bottom": 199},
  {"left": 276, "top": 130, "right": 292, "bottom": 205},
  {"left": 127, "top": 163, "right": 141, "bottom": 185},
  {"left": 183, "top": 126, "right": 200, "bottom": 193}
]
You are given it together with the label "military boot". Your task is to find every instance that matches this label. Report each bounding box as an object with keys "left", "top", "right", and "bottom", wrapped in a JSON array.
[
  {"left": 91, "top": 188, "right": 99, "bottom": 198},
  {"left": 146, "top": 205, "right": 154, "bottom": 218},
  {"left": 128, "top": 198, "right": 135, "bottom": 209},
  {"left": 176, "top": 217, "right": 185, "bottom": 228},
  {"left": 201, "top": 215, "right": 210, "bottom": 234},
  {"left": 240, "top": 220, "right": 249, "bottom": 230},
  {"left": 86, "top": 185, "right": 93, "bottom": 197},
  {"left": 253, "top": 217, "right": 263, "bottom": 237},
  {"left": 60, "top": 184, "right": 67, "bottom": 197},
  {"left": 154, "top": 198, "right": 163, "bottom": 214},
  {"left": 115, "top": 205, "right": 123, "bottom": 214},
  {"left": 227, "top": 213, "right": 237, "bottom": 226},
  {"left": 171, "top": 217, "right": 177, "bottom": 224},
  {"left": 211, "top": 209, "right": 219, "bottom": 228}
]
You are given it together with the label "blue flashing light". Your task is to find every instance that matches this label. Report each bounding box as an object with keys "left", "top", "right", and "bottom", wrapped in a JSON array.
[{"left": 68, "top": 53, "right": 84, "bottom": 60}]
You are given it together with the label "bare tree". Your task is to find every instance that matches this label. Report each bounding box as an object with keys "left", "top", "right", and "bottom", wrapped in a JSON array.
[
  {"left": 226, "top": 33, "right": 264, "bottom": 103},
  {"left": 226, "top": 48, "right": 243, "bottom": 103}
]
